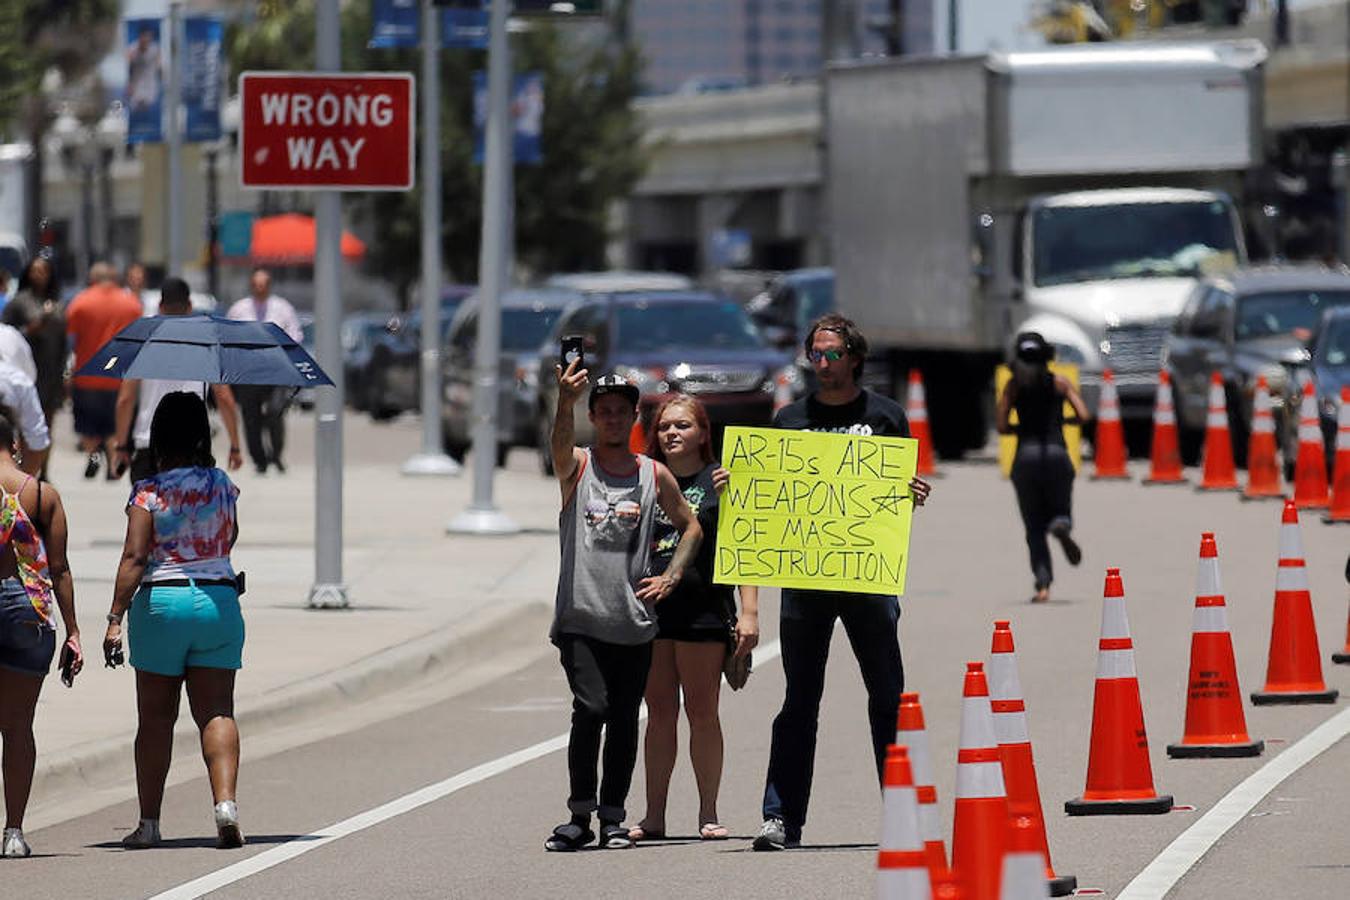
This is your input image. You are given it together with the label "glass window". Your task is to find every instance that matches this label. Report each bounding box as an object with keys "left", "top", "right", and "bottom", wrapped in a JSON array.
[
  {"left": 1032, "top": 201, "right": 1239, "bottom": 287},
  {"left": 614, "top": 299, "right": 766, "bottom": 352},
  {"left": 1318, "top": 318, "right": 1349, "bottom": 365},
  {"left": 501, "top": 308, "right": 565, "bottom": 352},
  {"left": 1236, "top": 290, "right": 1350, "bottom": 340}
]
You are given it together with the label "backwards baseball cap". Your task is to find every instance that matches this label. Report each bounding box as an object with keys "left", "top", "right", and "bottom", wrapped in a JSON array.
[
  {"left": 1015, "top": 331, "right": 1053, "bottom": 364},
  {"left": 588, "top": 373, "right": 640, "bottom": 410}
]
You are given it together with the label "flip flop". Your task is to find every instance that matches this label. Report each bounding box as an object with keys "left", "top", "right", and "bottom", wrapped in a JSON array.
[
  {"left": 699, "top": 823, "right": 730, "bottom": 841},
  {"left": 628, "top": 824, "right": 666, "bottom": 842},
  {"left": 544, "top": 822, "right": 594, "bottom": 852}
]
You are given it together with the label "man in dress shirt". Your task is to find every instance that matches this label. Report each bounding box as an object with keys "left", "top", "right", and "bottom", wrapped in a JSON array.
[{"left": 226, "top": 268, "right": 303, "bottom": 474}]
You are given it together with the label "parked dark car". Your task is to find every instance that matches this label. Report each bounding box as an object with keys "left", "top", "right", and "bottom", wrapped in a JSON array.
[
  {"left": 533, "top": 290, "right": 796, "bottom": 474},
  {"left": 441, "top": 287, "right": 581, "bottom": 463},
  {"left": 341, "top": 312, "right": 389, "bottom": 411},
  {"left": 1306, "top": 305, "right": 1350, "bottom": 464},
  {"left": 1164, "top": 266, "right": 1350, "bottom": 464},
  {"left": 365, "top": 288, "right": 473, "bottom": 420},
  {"left": 746, "top": 267, "right": 836, "bottom": 351}
]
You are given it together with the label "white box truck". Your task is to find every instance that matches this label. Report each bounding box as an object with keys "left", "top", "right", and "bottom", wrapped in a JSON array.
[
  {"left": 826, "top": 41, "right": 1266, "bottom": 455},
  {"left": 0, "top": 143, "right": 34, "bottom": 278}
]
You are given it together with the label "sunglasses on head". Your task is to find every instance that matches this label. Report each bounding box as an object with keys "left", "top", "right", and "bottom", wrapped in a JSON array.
[{"left": 806, "top": 348, "right": 846, "bottom": 364}]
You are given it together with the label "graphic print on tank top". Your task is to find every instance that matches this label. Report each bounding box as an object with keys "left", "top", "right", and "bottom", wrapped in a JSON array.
[{"left": 581, "top": 469, "right": 645, "bottom": 552}]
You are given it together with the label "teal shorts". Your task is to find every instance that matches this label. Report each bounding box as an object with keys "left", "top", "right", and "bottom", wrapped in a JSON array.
[{"left": 128, "top": 582, "right": 245, "bottom": 676}]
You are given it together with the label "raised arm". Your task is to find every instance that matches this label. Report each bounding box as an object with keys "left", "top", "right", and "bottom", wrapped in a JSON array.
[{"left": 551, "top": 358, "right": 589, "bottom": 499}]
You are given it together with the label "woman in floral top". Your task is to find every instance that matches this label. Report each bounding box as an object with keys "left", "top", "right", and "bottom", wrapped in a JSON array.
[
  {"left": 0, "top": 407, "right": 78, "bottom": 858},
  {"left": 103, "top": 392, "right": 246, "bottom": 851}
]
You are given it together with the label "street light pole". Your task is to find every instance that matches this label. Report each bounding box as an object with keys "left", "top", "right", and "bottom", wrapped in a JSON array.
[
  {"left": 402, "top": 0, "right": 461, "bottom": 477},
  {"left": 308, "top": 0, "right": 349, "bottom": 609},
  {"left": 447, "top": 0, "right": 519, "bottom": 536},
  {"left": 166, "top": 1, "right": 183, "bottom": 276}
]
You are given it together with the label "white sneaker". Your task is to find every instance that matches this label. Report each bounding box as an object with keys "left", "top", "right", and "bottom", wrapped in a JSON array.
[
  {"left": 1, "top": 827, "right": 30, "bottom": 858},
  {"left": 214, "top": 801, "right": 245, "bottom": 849},
  {"left": 122, "top": 819, "right": 161, "bottom": 849}
]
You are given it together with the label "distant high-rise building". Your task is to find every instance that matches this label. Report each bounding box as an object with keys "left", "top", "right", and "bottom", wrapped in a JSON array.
[{"left": 633, "top": 0, "right": 891, "bottom": 94}]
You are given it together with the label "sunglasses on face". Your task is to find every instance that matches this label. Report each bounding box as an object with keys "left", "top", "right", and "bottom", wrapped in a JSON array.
[{"left": 806, "top": 348, "right": 846, "bottom": 364}]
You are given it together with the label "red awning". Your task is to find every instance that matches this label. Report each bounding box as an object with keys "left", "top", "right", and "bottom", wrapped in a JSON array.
[{"left": 249, "top": 213, "right": 366, "bottom": 265}]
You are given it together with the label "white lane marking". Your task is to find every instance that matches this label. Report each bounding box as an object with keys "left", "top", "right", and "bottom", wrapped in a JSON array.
[
  {"left": 149, "top": 640, "right": 782, "bottom": 900},
  {"left": 1117, "top": 704, "right": 1350, "bottom": 899}
]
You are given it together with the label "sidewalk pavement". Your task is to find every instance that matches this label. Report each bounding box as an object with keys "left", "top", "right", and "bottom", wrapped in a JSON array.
[{"left": 28, "top": 410, "right": 561, "bottom": 827}]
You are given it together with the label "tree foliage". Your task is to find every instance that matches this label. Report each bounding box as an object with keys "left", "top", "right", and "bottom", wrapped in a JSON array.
[
  {"left": 0, "top": 0, "right": 120, "bottom": 136},
  {"left": 226, "top": 2, "right": 646, "bottom": 302}
]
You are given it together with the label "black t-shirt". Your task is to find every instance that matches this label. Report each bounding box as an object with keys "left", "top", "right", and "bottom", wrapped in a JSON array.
[
  {"left": 772, "top": 389, "right": 910, "bottom": 438},
  {"left": 649, "top": 462, "right": 734, "bottom": 634}
]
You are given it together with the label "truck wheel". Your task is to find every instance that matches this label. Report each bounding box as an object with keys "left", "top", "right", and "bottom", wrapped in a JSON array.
[
  {"left": 1179, "top": 424, "right": 1204, "bottom": 468},
  {"left": 1124, "top": 419, "right": 1152, "bottom": 458}
]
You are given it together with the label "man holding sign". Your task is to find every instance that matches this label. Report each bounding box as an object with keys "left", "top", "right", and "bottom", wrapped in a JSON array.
[
  {"left": 746, "top": 314, "right": 930, "bottom": 852},
  {"left": 544, "top": 363, "right": 702, "bottom": 852}
]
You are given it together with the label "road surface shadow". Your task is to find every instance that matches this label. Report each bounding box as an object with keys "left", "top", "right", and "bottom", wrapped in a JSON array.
[{"left": 88, "top": 833, "right": 316, "bottom": 850}]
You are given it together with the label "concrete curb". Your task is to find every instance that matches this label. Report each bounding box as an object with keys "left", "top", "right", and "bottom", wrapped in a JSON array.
[{"left": 33, "top": 599, "right": 553, "bottom": 816}]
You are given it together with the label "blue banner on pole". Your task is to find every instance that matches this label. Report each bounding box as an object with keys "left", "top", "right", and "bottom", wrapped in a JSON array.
[
  {"left": 370, "top": 0, "right": 420, "bottom": 48},
  {"left": 182, "top": 16, "right": 223, "bottom": 143},
  {"left": 442, "top": 8, "right": 489, "bottom": 48},
  {"left": 218, "top": 210, "right": 255, "bottom": 259},
  {"left": 473, "top": 71, "right": 544, "bottom": 165},
  {"left": 125, "top": 18, "right": 164, "bottom": 144}
]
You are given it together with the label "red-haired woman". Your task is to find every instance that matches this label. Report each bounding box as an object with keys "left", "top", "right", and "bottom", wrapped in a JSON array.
[{"left": 629, "top": 394, "right": 758, "bottom": 842}]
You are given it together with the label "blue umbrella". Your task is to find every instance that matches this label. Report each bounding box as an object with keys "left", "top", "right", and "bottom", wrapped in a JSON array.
[{"left": 75, "top": 314, "right": 333, "bottom": 387}]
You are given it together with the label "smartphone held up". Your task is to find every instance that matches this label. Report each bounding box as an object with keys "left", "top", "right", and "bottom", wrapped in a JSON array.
[{"left": 561, "top": 334, "right": 585, "bottom": 372}]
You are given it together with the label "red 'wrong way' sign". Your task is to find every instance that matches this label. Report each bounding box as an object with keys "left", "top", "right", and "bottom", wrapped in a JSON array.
[{"left": 239, "top": 72, "right": 415, "bottom": 191}]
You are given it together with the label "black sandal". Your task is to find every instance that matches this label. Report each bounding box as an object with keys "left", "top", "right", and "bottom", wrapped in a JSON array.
[
  {"left": 598, "top": 822, "right": 633, "bottom": 849},
  {"left": 544, "top": 822, "right": 594, "bottom": 852}
]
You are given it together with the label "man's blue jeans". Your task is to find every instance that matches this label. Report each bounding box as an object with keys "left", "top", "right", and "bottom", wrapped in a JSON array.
[{"left": 761, "top": 589, "right": 903, "bottom": 840}]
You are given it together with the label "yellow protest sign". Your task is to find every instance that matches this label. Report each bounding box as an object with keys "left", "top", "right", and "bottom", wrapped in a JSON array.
[
  {"left": 714, "top": 426, "right": 918, "bottom": 595},
  {"left": 995, "top": 362, "right": 1082, "bottom": 477}
]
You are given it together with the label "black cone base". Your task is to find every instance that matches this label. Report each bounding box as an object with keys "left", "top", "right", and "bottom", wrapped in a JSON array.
[
  {"left": 1049, "top": 874, "right": 1078, "bottom": 896},
  {"left": 1064, "top": 794, "right": 1174, "bottom": 816},
  {"left": 1332, "top": 652, "right": 1350, "bottom": 664},
  {"left": 1250, "top": 688, "right": 1339, "bottom": 705},
  {"left": 1167, "top": 738, "right": 1264, "bottom": 758}
]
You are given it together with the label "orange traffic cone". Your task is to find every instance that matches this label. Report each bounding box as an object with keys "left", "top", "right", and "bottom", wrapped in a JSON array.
[
  {"left": 1166, "top": 533, "right": 1263, "bottom": 758},
  {"left": 877, "top": 745, "right": 933, "bottom": 900},
  {"left": 998, "top": 810, "right": 1050, "bottom": 900},
  {"left": 1091, "top": 369, "right": 1129, "bottom": 480},
  {"left": 1251, "top": 501, "right": 1339, "bottom": 704},
  {"left": 896, "top": 693, "right": 948, "bottom": 885},
  {"left": 951, "top": 661, "right": 1008, "bottom": 900},
  {"left": 907, "top": 369, "right": 937, "bottom": 477},
  {"left": 1325, "top": 387, "right": 1350, "bottom": 523},
  {"left": 1198, "top": 373, "right": 1239, "bottom": 491},
  {"left": 1143, "top": 371, "right": 1185, "bottom": 484},
  {"left": 1292, "top": 380, "right": 1330, "bottom": 509},
  {"left": 1066, "top": 568, "right": 1173, "bottom": 815},
  {"left": 1243, "top": 374, "right": 1284, "bottom": 501},
  {"left": 988, "top": 623, "right": 1075, "bottom": 896}
]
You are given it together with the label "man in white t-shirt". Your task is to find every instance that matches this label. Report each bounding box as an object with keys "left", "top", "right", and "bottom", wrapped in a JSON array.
[
  {"left": 0, "top": 360, "right": 51, "bottom": 476},
  {"left": 226, "top": 267, "right": 302, "bottom": 474},
  {"left": 112, "top": 278, "right": 243, "bottom": 481}
]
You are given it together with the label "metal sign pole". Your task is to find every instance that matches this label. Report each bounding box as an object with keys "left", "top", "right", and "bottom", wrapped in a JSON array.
[
  {"left": 448, "top": 0, "right": 519, "bottom": 535},
  {"left": 402, "top": 0, "right": 460, "bottom": 477},
  {"left": 166, "top": 2, "right": 183, "bottom": 276},
  {"left": 308, "top": 0, "right": 349, "bottom": 608}
]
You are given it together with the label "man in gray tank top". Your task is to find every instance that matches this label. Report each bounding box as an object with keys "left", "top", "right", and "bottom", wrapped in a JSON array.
[{"left": 544, "top": 363, "right": 702, "bottom": 852}]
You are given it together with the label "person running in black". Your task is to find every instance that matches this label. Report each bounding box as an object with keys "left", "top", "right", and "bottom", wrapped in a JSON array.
[
  {"left": 996, "top": 331, "right": 1090, "bottom": 603},
  {"left": 752, "top": 313, "right": 930, "bottom": 851}
]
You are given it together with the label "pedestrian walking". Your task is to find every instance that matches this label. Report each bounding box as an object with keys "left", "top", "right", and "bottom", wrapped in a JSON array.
[
  {"left": 753, "top": 313, "right": 931, "bottom": 852},
  {"left": 995, "top": 331, "right": 1089, "bottom": 604},
  {"left": 124, "top": 262, "right": 150, "bottom": 316},
  {"left": 226, "top": 268, "right": 302, "bottom": 474},
  {"left": 4, "top": 257, "right": 66, "bottom": 439},
  {"left": 0, "top": 407, "right": 80, "bottom": 858},
  {"left": 0, "top": 362, "right": 51, "bottom": 478},
  {"left": 102, "top": 392, "right": 246, "bottom": 850},
  {"left": 629, "top": 394, "right": 758, "bottom": 843},
  {"left": 65, "top": 262, "right": 142, "bottom": 479},
  {"left": 544, "top": 363, "right": 702, "bottom": 852},
  {"left": 110, "top": 278, "right": 244, "bottom": 482}
]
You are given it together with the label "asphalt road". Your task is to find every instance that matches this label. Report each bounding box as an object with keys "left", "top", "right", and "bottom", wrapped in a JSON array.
[{"left": 13, "top": 431, "right": 1350, "bottom": 899}]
